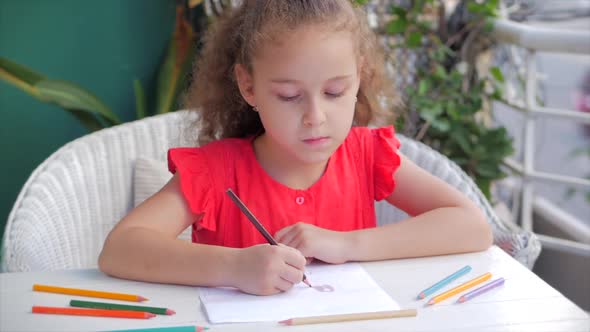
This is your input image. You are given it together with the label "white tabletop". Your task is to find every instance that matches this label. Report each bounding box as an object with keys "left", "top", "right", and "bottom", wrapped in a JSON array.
[{"left": 1, "top": 246, "right": 588, "bottom": 332}]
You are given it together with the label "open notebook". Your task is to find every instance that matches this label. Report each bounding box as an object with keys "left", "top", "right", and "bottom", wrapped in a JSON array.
[{"left": 199, "top": 262, "right": 399, "bottom": 323}]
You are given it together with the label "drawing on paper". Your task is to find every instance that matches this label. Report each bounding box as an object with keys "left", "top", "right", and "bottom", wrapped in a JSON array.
[
  {"left": 199, "top": 263, "right": 400, "bottom": 323},
  {"left": 312, "top": 284, "right": 335, "bottom": 292}
]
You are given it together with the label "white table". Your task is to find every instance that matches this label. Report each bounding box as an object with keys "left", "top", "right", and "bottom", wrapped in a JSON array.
[{"left": 1, "top": 246, "right": 588, "bottom": 332}]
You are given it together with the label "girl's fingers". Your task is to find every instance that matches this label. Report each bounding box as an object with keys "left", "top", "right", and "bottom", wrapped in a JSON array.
[
  {"left": 275, "top": 276, "right": 296, "bottom": 292},
  {"left": 289, "top": 236, "right": 312, "bottom": 256},
  {"left": 274, "top": 224, "right": 295, "bottom": 242},
  {"left": 279, "top": 264, "right": 304, "bottom": 284},
  {"left": 282, "top": 246, "right": 306, "bottom": 270},
  {"left": 276, "top": 228, "right": 300, "bottom": 248}
]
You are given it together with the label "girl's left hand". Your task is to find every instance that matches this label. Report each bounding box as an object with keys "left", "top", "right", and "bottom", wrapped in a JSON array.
[{"left": 274, "top": 222, "right": 353, "bottom": 264}]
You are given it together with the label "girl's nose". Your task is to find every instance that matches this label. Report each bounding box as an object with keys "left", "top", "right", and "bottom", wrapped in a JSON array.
[{"left": 302, "top": 99, "right": 326, "bottom": 127}]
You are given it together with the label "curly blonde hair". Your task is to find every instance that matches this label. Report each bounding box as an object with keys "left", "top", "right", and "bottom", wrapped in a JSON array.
[{"left": 184, "top": 0, "right": 397, "bottom": 145}]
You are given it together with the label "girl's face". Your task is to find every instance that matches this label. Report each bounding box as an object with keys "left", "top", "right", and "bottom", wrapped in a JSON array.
[{"left": 236, "top": 25, "right": 360, "bottom": 167}]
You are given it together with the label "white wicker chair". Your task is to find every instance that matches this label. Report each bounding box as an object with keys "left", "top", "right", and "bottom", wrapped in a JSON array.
[
  {"left": 376, "top": 137, "right": 542, "bottom": 269},
  {"left": 1, "top": 111, "right": 541, "bottom": 272}
]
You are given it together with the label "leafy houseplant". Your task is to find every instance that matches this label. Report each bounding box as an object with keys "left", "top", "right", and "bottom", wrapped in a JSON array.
[
  {"left": 0, "top": 0, "right": 205, "bottom": 132},
  {"left": 360, "top": 0, "right": 513, "bottom": 199}
]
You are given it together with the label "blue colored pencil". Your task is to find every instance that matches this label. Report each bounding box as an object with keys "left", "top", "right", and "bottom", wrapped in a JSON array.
[
  {"left": 417, "top": 265, "right": 472, "bottom": 299},
  {"left": 457, "top": 277, "right": 505, "bottom": 303}
]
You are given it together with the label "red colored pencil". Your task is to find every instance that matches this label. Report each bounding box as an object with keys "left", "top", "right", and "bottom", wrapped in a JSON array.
[{"left": 32, "top": 306, "right": 156, "bottom": 319}]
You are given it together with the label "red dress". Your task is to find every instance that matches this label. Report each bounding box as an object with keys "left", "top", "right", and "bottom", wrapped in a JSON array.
[{"left": 168, "top": 126, "right": 401, "bottom": 248}]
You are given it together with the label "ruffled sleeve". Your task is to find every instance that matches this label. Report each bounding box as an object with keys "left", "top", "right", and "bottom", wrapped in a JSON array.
[
  {"left": 167, "top": 147, "right": 217, "bottom": 231},
  {"left": 371, "top": 126, "right": 402, "bottom": 201}
]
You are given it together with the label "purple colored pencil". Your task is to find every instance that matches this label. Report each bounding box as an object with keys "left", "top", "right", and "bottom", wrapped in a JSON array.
[{"left": 458, "top": 277, "right": 505, "bottom": 303}]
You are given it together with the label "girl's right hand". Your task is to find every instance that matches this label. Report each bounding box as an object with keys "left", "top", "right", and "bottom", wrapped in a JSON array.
[{"left": 230, "top": 244, "right": 306, "bottom": 295}]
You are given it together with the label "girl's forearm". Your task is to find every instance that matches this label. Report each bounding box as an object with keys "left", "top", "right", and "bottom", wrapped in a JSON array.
[
  {"left": 98, "top": 227, "right": 238, "bottom": 287},
  {"left": 347, "top": 207, "right": 493, "bottom": 261}
]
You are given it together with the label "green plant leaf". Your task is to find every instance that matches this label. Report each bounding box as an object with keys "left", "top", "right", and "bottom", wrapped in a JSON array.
[
  {"left": 133, "top": 79, "right": 147, "bottom": 119},
  {"left": 386, "top": 17, "right": 408, "bottom": 35},
  {"left": 155, "top": 6, "right": 196, "bottom": 114},
  {"left": 0, "top": 57, "right": 45, "bottom": 97},
  {"left": 0, "top": 57, "right": 44, "bottom": 86},
  {"left": 418, "top": 79, "right": 429, "bottom": 96},
  {"left": 476, "top": 177, "right": 492, "bottom": 199},
  {"left": 483, "top": 18, "right": 495, "bottom": 32},
  {"left": 451, "top": 129, "right": 472, "bottom": 154},
  {"left": 68, "top": 110, "right": 108, "bottom": 132},
  {"left": 490, "top": 67, "right": 504, "bottom": 82},
  {"left": 434, "top": 65, "right": 447, "bottom": 80},
  {"left": 410, "top": 0, "right": 427, "bottom": 15},
  {"left": 467, "top": 2, "right": 483, "bottom": 14},
  {"left": 476, "top": 162, "right": 500, "bottom": 178},
  {"left": 406, "top": 31, "right": 423, "bottom": 48},
  {"left": 420, "top": 103, "right": 443, "bottom": 122},
  {"left": 390, "top": 5, "right": 407, "bottom": 18},
  {"left": 446, "top": 100, "right": 460, "bottom": 119},
  {"left": 35, "top": 80, "right": 120, "bottom": 125},
  {"left": 431, "top": 118, "right": 450, "bottom": 132},
  {"left": 0, "top": 57, "right": 117, "bottom": 131},
  {"left": 452, "top": 157, "right": 469, "bottom": 166},
  {"left": 470, "top": 144, "right": 485, "bottom": 158},
  {"left": 486, "top": 0, "right": 499, "bottom": 17},
  {"left": 417, "top": 21, "right": 433, "bottom": 31}
]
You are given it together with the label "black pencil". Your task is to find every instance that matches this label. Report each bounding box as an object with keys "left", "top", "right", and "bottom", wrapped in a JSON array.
[{"left": 226, "top": 188, "right": 312, "bottom": 287}]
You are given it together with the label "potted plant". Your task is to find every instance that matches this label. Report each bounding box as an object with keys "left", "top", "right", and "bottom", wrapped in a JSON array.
[{"left": 361, "top": 0, "right": 513, "bottom": 199}]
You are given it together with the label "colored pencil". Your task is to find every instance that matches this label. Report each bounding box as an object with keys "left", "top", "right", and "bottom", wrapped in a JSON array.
[
  {"left": 226, "top": 188, "right": 312, "bottom": 287},
  {"left": 70, "top": 300, "right": 175, "bottom": 315},
  {"left": 279, "top": 309, "right": 417, "bottom": 325},
  {"left": 105, "top": 326, "right": 208, "bottom": 332},
  {"left": 32, "top": 284, "right": 148, "bottom": 302},
  {"left": 417, "top": 265, "right": 472, "bottom": 299},
  {"left": 427, "top": 272, "right": 492, "bottom": 305},
  {"left": 32, "top": 306, "right": 155, "bottom": 319},
  {"left": 458, "top": 277, "right": 505, "bottom": 303}
]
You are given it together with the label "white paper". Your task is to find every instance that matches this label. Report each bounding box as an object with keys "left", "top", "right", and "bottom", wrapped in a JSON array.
[{"left": 199, "top": 262, "right": 399, "bottom": 323}]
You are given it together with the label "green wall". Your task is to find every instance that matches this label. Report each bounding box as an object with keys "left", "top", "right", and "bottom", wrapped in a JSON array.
[{"left": 0, "top": 1, "right": 175, "bottom": 239}]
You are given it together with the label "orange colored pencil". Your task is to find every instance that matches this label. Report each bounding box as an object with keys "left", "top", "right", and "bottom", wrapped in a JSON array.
[
  {"left": 32, "top": 284, "right": 148, "bottom": 302},
  {"left": 427, "top": 272, "right": 492, "bottom": 305},
  {"left": 32, "top": 306, "right": 156, "bottom": 319}
]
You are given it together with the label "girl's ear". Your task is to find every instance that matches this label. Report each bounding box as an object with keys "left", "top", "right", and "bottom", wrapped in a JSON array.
[{"left": 234, "top": 64, "right": 256, "bottom": 107}]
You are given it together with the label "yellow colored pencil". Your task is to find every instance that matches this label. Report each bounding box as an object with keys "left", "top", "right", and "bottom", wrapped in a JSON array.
[
  {"left": 32, "top": 284, "right": 148, "bottom": 302},
  {"left": 427, "top": 272, "right": 492, "bottom": 305}
]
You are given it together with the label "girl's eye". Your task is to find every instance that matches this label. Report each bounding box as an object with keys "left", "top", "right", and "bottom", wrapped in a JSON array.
[
  {"left": 278, "top": 95, "right": 300, "bottom": 102},
  {"left": 325, "top": 91, "right": 344, "bottom": 98}
]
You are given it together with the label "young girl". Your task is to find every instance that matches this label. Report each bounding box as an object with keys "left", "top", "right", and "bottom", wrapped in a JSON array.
[{"left": 99, "top": 0, "right": 492, "bottom": 296}]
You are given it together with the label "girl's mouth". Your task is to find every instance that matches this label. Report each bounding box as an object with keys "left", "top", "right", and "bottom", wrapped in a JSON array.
[{"left": 303, "top": 136, "right": 330, "bottom": 146}]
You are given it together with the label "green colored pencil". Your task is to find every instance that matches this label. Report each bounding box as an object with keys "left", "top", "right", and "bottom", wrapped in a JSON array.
[{"left": 69, "top": 299, "right": 175, "bottom": 315}]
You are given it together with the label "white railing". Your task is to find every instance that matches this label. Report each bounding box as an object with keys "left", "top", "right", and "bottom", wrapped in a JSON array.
[{"left": 491, "top": 18, "right": 590, "bottom": 257}]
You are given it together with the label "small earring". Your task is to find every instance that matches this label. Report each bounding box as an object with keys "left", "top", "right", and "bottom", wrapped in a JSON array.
[
  {"left": 252, "top": 105, "right": 258, "bottom": 112},
  {"left": 354, "top": 96, "right": 358, "bottom": 103}
]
